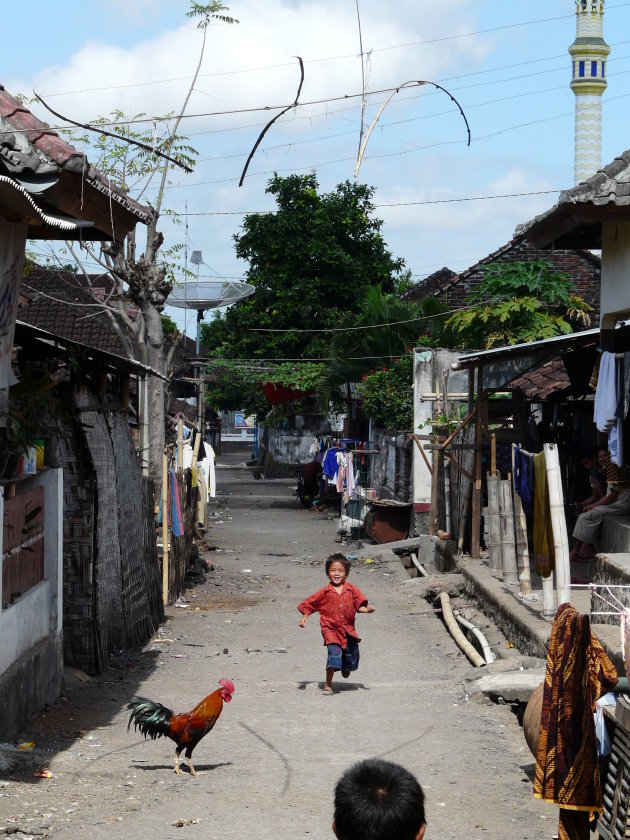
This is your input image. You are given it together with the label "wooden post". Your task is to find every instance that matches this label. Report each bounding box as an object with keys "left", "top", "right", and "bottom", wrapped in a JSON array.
[
  {"left": 162, "top": 448, "right": 169, "bottom": 607},
  {"left": 429, "top": 436, "right": 440, "bottom": 537},
  {"left": 490, "top": 432, "right": 497, "bottom": 477},
  {"left": 486, "top": 473, "right": 502, "bottom": 571},
  {"left": 499, "top": 478, "right": 518, "bottom": 584},
  {"left": 511, "top": 444, "right": 532, "bottom": 596},
  {"left": 544, "top": 442, "right": 570, "bottom": 607},
  {"left": 471, "top": 364, "right": 484, "bottom": 559},
  {"left": 177, "top": 416, "right": 184, "bottom": 474}
]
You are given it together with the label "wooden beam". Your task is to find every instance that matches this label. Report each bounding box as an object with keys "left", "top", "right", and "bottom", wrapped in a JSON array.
[
  {"left": 439, "top": 408, "right": 477, "bottom": 451},
  {"left": 442, "top": 449, "right": 473, "bottom": 484},
  {"left": 413, "top": 434, "right": 433, "bottom": 477}
]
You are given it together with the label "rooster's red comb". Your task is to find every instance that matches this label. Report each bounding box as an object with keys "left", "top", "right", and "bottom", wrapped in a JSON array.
[{"left": 219, "top": 678, "right": 235, "bottom": 693}]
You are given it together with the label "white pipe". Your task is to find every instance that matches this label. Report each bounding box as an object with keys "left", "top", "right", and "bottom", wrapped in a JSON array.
[
  {"left": 437, "top": 592, "right": 486, "bottom": 668},
  {"left": 454, "top": 611, "right": 495, "bottom": 664},
  {"left": 410, "top": 552, "right": 429, "bottom": 577}
]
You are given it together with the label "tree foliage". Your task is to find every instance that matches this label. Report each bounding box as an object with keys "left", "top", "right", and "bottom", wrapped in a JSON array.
[
  {"left": 357, "top": 356, "right": 414, "bottom": 431},
  {"left": 444, "top": 260, "right": 592, "bottom": 349},
  {"left": 327, "top": 285, "right": 447, "bottom": 385},
  {"left": 201, "top": 173, "right": 406, "bottom": 363}
]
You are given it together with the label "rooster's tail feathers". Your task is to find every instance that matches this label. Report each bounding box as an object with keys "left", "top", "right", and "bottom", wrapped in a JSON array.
[{"left": 127, "top": 697, "right": 173, "bottom": 740}]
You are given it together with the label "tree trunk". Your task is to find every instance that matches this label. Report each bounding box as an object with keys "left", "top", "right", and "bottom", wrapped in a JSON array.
[{"left": 143, "top": 307, "right": 169, "bottom": 489}]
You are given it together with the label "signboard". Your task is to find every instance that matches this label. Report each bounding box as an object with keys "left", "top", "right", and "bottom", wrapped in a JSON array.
[{"left": 234, "top": 412, "right": 255, "bottom": 430}]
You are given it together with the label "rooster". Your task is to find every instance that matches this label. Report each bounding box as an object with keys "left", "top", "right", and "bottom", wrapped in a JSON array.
[{"left": 127, "top": 678, "right": 234, "bottom": 776}]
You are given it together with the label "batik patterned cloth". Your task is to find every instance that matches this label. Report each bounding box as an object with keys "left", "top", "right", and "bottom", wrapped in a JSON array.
[{"left": 534, "top": 603, "right": 618, "bottom": 840}]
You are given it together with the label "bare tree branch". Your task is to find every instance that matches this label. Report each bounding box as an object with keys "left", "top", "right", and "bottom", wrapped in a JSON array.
[
  {"left": 239, "top": 56, "right": 305, "bottom": 187},
  {"left": 354, "top": 79, "right": 471, "bottom": 178},
  {"left": 33, "top": 92, "right": 193, "bottom": 173}
]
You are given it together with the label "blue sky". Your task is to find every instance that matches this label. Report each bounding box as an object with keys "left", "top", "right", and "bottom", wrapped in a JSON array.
[{"left": 4, "top": 0, "right": 630, "bottom": 338}]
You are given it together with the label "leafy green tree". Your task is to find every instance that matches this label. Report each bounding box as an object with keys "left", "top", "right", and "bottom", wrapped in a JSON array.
[
  {"left": 357, "top": 356, "right": 414, "bottom": 431},
  {"left": 202, "top": 173, "right": 406, "bottom": 363},
  {"left": 445, "top": 260, "right": 591, "bottom": 349},
  {"left": 328, "top": 284, "right": 447, "bottom": 385}
]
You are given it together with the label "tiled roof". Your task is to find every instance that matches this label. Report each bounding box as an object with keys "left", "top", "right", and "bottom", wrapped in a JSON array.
[
  {"left": 18, "top": 268, "right": 132, "bottom": 358},
  {"left": 521, "top": 149, "right": 630, "bottom": 248},
  {"left": 509, "top": 358, "right": 571, "bottom": 401},
  {"left": 405, "top": 267, "right": 457, "bottom": 300},
  {"left": 0, "top": 85, "right": 152, "bottom": 234}
]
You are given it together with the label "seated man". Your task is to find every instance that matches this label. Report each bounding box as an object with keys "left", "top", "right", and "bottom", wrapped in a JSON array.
[{"left": 570, "top": 450, "right": 630, "bottom": 562}]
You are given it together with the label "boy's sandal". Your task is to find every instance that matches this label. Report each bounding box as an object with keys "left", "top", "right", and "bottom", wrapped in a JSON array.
[{"left": 322, "top": 686, "right": 333, "bottom": 695}]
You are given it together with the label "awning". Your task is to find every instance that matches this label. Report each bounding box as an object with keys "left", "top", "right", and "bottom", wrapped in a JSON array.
[{"left": 0, "top": 175, "right": 94, "bottom": 233}]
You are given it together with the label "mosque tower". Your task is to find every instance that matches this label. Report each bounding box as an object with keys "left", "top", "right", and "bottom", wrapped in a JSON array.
[{"left": 569, "top": 0, "right": 610, "bottom": 185}]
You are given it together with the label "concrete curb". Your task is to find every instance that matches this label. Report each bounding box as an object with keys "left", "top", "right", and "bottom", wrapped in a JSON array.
[{"left": 457, "top": 557, "right": 551, "bottom": 659}]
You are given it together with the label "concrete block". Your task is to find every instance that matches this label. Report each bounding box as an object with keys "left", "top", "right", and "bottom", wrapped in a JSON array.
[
  {"left": 434, "top": 539, "right": 458, "bottom": 573},
  {"left": 0, "top": 634, "right": 63, "bottom": 740},
  {"left": 466, "top": 669, "right": 545, "bottom": 703}
]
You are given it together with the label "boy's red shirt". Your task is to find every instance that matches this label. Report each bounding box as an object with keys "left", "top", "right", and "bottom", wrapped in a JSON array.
[{"left": 297, "top": 582, "right": 368, "bottom": 647}]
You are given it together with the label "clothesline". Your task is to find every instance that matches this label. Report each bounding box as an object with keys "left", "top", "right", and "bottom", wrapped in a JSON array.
[{"left": 569, "top": 582, "right": 630, "bottom": 617}]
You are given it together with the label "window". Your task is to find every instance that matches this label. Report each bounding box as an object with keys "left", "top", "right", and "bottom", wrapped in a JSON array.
[
  {"left": 579, "top": 61, "right": 585, "bottom": 78},
  {"left": 591, "top": 60, "right": 597, "bottom": 77},
  {"left": 602, "top": 61, "right": 606, "bottom": 78}
]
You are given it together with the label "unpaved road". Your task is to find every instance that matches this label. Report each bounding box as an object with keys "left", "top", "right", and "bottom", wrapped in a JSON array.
[{"left": 0, "top": 452, "right": 556, "bottom": 839}]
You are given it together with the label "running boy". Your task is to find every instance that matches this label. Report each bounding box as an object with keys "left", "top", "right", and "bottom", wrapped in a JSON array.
[
  {"left": 298, "top": 553, "right": 374, "bottom": 695},
  {"left": 333, "top": 758, "right": 426, "bottom": 840}
]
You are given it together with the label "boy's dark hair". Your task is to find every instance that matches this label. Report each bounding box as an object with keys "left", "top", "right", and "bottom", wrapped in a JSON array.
[
  {"left": 326, "top": 553, "right": 351, "bottom": 575},
  {"left": 334, "top": 758, "right": 425, "bottom": 840}
]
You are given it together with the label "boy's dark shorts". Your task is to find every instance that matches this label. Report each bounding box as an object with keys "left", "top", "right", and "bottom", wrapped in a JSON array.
[{"left": 326, "top": 637, "right": 360, "bottom": 672}]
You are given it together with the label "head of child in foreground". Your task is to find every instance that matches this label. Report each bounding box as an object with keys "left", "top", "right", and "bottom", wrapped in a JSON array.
[
  {"left": 333, "top": 758, "right": 426, "bottom": 840},
  {"left": 326, "top": 554, "right": 351, "bottom": 584}
]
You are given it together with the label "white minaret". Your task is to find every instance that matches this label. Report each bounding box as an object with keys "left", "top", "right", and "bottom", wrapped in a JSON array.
[{"left": 569, "top": 0, "right": 610, "bottom": 185}]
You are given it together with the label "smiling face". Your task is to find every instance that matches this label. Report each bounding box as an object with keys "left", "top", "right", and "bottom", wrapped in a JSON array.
[{"left": 327, "top": 561, "right": 348, "bottom": 587}]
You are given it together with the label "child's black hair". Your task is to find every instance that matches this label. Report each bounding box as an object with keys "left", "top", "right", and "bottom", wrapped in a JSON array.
[
  {"left": 326, "top": 553, "right": 351, "bottom": 575},
  {"left": 334, "top": 758, "right": 425, "bottom": 840}
]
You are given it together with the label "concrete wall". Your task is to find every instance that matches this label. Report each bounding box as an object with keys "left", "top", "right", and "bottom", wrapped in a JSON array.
[
  {"left": 267, "top": 427, "right": 316, "bottom": 469},
  {"left": 413, "top": 348, "right": 469, "bottom": 533},
  {"left": 600, "top": 220, "right": 630, "bottom": 332},
  {"left": 0, "top": 468, "right": 63, "bottom": 739}
]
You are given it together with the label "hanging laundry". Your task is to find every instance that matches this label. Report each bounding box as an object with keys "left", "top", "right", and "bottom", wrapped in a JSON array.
[
  {"left": 335, "top": 451, "right": 347, "bottom": 494},
  {"left": 594, "top": 351, "right": 618, "bottom": 433},
  {"left": 534, "top": 603, "right": 618, "bottom": 840},
  {"left": 346, "top": 452, "right": 356, "bottom": 499},
  {"left": 513, "top": 444, "right": 531, "bottom": 515},
  {"left": 170, "top": 469, "right": 184, "bottom": 537},
  {"left": 322, "top": 446, "right": 342, "bottom": 482}
]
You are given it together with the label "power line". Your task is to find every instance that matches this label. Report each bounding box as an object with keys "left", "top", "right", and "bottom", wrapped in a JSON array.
[
  {"left": 36, "top": 5, "right": 630, "bottom": 99},
  {"left": 179, "top": 189, "right": 559, "bottom": 217}
]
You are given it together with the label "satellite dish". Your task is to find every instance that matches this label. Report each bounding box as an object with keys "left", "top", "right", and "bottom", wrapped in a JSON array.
[{"left": 167, "top": 279, "right": 255, "bottom": 312}]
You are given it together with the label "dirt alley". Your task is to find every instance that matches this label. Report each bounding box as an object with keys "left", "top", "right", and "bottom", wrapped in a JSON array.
[{"left": 0, "top": 451, "right": 557, "bottom": 839}]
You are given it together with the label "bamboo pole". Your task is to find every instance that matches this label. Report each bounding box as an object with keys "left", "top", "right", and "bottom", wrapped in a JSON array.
[
  {"left": 499, "top": 478, "right": 518, "bottom": 584},
  {"left": 544, "top": 442, "right": 570, "bottom": 607},
  {"left": 511, "top": 444, "right": 532, "bottom": 596},
  {"left": 162, "top": 448, "right": 169, "bottom": 607},
  {"left": 486, "top": 473, "right": 502, "bottom": 571},
  {"left": 542, "top": 576, "right": 555, "bottom": 618}
]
